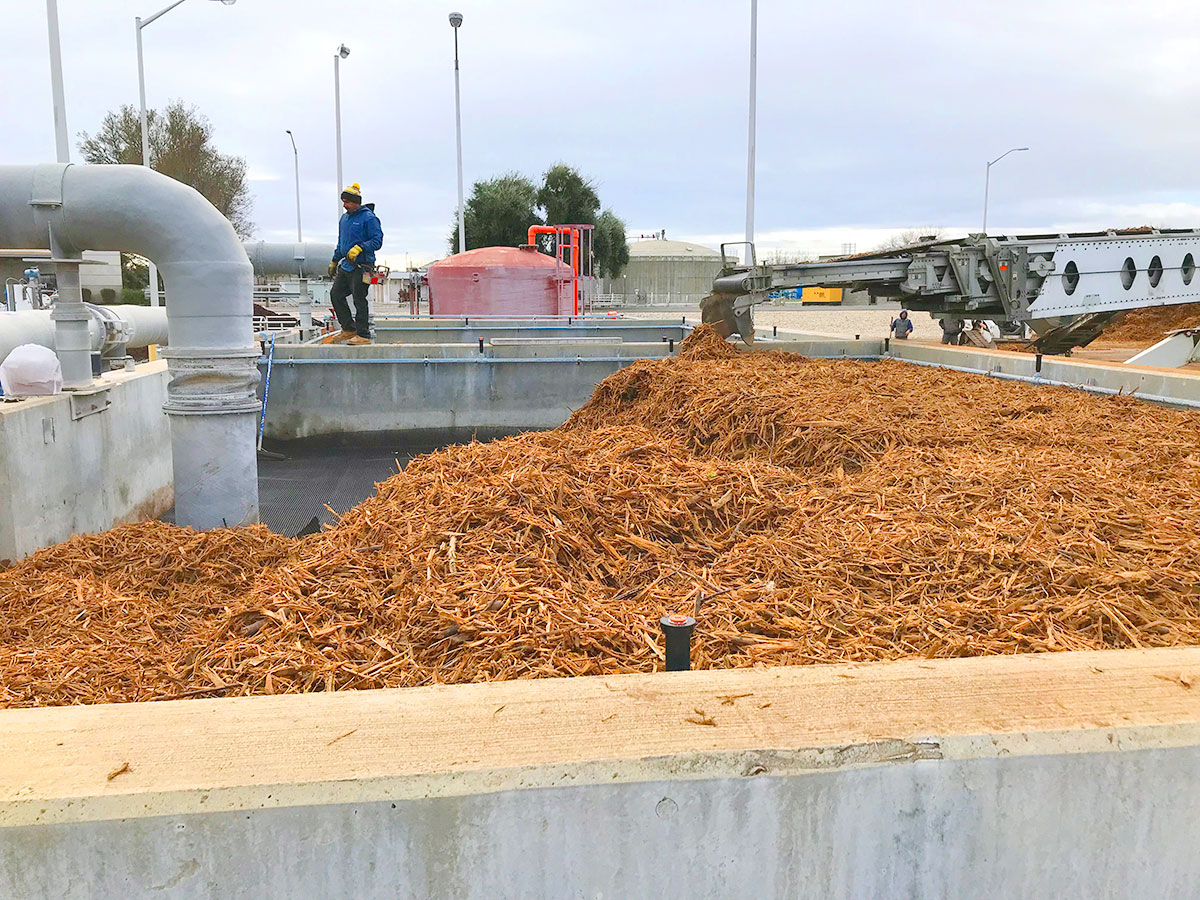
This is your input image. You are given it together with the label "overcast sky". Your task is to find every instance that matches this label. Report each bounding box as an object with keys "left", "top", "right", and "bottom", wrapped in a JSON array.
[{"left": 7, "top": 0, "right": 1200, "bottom": 266}]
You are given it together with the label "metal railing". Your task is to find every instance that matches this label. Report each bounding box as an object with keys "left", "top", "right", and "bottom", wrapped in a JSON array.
[{"left": 252, "top": 315, "right": 301, "bottom": 333}]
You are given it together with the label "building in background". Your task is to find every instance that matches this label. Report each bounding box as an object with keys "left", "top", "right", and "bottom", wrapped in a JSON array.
[
  {"left": 79, "top": 252, "right": 123, "bottom": 301},
  {"left": 596, "top": 239, "right": 724, "bottom": 307}
]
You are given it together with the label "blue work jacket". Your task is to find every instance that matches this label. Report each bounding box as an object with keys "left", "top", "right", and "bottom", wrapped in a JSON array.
[{"left": 334, "top": 203, "right": 384, "bottom": 271}]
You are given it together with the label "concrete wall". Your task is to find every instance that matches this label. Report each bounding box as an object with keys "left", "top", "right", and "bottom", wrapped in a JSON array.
[
  {"left": 260, "top": 341, "right": 678, "bottom": 442},
  {"left": 889, "top": 339, "right": 1200, "bottom": 405},
  {"left": 598, "top": 256, "right": 725, "bottom": 306},
  {"left": 373, "top": 320, "right": 689, "bottom": 344},
  {"left": 3, "top": 649, "right": 1199, "bottom": 898},
  {"left": 0, "top": 362, "right": 172, "bottom": 561},
  {"left": 79, "top": 250, "right": 123, "bottom": 296}
]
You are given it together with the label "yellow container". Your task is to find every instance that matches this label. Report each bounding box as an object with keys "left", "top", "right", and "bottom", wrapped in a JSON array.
[{"left": 800, "top": 287, "right": 842, "bottom": 305}]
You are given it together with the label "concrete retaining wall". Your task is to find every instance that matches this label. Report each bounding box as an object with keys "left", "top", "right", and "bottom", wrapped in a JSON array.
[
  {"left": 3, "top": 649, "right": 1199, "bottom": 898},
  {"left": 259, "top": 341, "right": 678, "bottom": 442},
  {"left": 373, "top": 322, "right": 690, "bottom": 345},
  {"left": 0, "top": 363, "right": 171, "bottom": 561}
]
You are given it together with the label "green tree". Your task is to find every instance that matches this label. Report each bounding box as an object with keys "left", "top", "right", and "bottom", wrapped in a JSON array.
[
  {"left": 78, "top": 101, "right": 254, "bottom": 239},
  {"left": 448, "top": 173, "right": 543, "bottom": 252},
  {"left": 446, "top": 164, "right": 629, "bottom": 276},
  {"left": 593, "top": 209, "right": 630, "bottom": 278},
  {"left": 537, "top": 163, "right": 600, "bottom": 227}
]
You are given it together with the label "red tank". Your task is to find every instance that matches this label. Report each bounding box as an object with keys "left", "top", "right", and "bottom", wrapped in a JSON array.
[{"left": 427, "top": 245, "right": 573, "bottom": 316}]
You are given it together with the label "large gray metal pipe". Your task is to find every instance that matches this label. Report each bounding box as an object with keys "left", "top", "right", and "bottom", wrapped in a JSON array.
[
  {"left": 244, "top": 241, "right": 335, "bottom": 328},
  {"left": 0, "top": 163, "right": 258, "bottom": 530},
  {"left": 0, "top": 304, "right": 168, "bottom": 362},
  {"left": 243, "top": 241, "right": 335, "bottom": 278}
]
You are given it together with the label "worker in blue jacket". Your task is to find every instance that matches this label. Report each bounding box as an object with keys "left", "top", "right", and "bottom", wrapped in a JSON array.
[{"left": 322, "top": 182, "right": 384, "bottom": 345}]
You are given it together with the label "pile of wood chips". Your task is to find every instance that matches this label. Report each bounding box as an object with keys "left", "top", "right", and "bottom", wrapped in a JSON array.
[
  {"left": 4, "top": 325, "right": 1200, "bottom": 708},
  {"left": 1099, "top": 303, "right": 1200, "bottom": 345}
]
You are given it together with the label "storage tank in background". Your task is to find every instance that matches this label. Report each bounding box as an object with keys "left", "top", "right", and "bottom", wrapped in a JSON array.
[{"left": 427, "top": 246, "right": 573, "bottom": 316}]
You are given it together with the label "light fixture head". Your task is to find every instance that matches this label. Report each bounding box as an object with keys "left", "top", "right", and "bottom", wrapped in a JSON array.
[
  {"left": 449, "top": 11, "right": 463, "bottom": 27},
  {"left": 337, "top": 44, "right": 350, "bottom": 59},
  {"left": 213, "top": 0, "right": 237, "bottom": 5}
]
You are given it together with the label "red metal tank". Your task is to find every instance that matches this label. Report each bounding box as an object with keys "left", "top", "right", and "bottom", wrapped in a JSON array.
[{"left": 427, "top": 245, "right": 573, "bottom": 316}]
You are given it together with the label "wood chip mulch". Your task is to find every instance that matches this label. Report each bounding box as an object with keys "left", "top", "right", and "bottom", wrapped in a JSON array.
[{"left": 3, "top": 325, "right": 1199, "bottom": 708}]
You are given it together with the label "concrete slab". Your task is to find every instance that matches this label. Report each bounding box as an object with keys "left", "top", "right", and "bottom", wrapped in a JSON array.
[{"left": 3, "top": 649, "right": 1199, "bottom": 898}]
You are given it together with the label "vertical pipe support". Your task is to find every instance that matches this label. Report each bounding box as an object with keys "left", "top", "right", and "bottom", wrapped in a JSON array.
[
  {"left": 45, "top": 223, "right": 93, "bottom": 389},
  {"left": 298, "top": 276, "right": 312, "bottom": 329}
]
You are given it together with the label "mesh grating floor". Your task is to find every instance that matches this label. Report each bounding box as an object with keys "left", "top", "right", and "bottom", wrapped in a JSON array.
[
  {"left": 256, "top": 444, "right": 410, "bottom": 537},
  {"left": 162, "top": 440, "right": 447, "bottom": 536}
]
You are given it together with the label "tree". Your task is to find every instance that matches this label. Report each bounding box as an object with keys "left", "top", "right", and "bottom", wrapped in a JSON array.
[
  {"left": 538, "top": 165, "right": 629, "bottom": 278},
  {"left": 447, "top": 164, "right": 630, "bottom": 277},
  {"left": 537, "top": 163, "right": 600, "bottom": 227},
  {"left": 762, "top": 249, "right": 816, "bottom": 265},
  {"left": 874, "top": 227, "right": 944, "bottom": 252},
  {"left": 593, "top": 209, "right": 630, "bottom": 278},
  {"left": 78, "top": 101, "right": 254, "bottom": 239},
  {"left": 448, "top": 173, "right": 543, "bottom": 252}
]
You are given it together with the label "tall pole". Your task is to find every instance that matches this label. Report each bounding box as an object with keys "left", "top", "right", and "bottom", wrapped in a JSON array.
[
  {"left": 334, "top": 49, "right": 344, "bottom": 216},
  {"left": 287, "top": 130, "right": 302, "bottom": 242},
  {"left": 451, "top": 14, "right": 466, "bottom": 254},
  {"left": 982, "top": 146, "right": 1028, "bottom": 235},
  {"left": 135, "top": 1, "right": 234, "bottom": 309},
  {"left": 45, "top": 0, "right": 70, "bottom": 162},
  {"left": 135, "top": 17, "right": 161, "bottom": 308},
  {"left": 744, "top": 0, "right": 757, "bottom": 265},
  {"left": 982, "top": 162, "right": 991, "bottom": 235}
]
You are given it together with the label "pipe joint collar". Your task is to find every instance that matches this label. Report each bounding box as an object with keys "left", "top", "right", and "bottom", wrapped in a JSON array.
[
  {"left": 49, "top": 300, "right": 89, "bottom": 322},
  {"left": 161, "top": 346, "right": 261, "bottom": 415}
]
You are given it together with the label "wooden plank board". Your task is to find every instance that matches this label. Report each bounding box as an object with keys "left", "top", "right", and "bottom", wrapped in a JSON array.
[{"left": 3, "top": 647, "right": 1200, "bottom": 827}]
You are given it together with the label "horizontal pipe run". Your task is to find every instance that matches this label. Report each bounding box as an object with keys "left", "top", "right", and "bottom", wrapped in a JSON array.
[{"left": 0, "top": 163, "right": 258, "bottom": 530}]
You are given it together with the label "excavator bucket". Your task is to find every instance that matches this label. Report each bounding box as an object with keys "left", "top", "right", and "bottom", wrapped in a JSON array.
[{"left": 700, "top": 292, "right": 755, "bottom": 346}]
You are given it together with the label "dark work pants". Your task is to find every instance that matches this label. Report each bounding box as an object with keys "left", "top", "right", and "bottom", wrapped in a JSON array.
[{"left": 330, "top": 266, "right": 371, "bottom": 336}]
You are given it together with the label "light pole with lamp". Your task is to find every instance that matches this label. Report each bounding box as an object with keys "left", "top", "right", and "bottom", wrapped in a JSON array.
[
  {"left": 136, "top": 0, "right": 237, "bottom": 308},
  {"left": 450, "top": 12, "right": 466, "bottom": 254},
  {"left": 286, "top": 130, "right": 302, "bottom": 242},
  {"left": 334, "top": 43, "right": 350, "bottom": 216},
  {"left": 982, "top": 146, "right": 1028, "bottom": 235}
]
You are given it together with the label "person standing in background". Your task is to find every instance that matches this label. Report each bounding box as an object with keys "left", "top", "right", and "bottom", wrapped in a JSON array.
[{"left": 322, "top": 182, "right": 383, "bottom": 345}]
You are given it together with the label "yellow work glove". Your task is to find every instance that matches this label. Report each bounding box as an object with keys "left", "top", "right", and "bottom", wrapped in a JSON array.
[
  {"left": 346, "top": 245, "right": 363, "bottom": 262},
  {"left": 327, "top": 260, "right": 337, "bottom": 277}
]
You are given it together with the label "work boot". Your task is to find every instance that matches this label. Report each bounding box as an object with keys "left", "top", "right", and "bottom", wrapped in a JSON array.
[
  {"left": 347, "top": 334, "right": 372, "bottom": 345},
  {"left": 320, "top": 329, "right": 356, "bottom": 345}
]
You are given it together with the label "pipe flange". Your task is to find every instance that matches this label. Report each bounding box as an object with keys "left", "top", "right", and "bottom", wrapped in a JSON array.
[{"left": 161, "top": 345, "right": 262, "bottom": 415}]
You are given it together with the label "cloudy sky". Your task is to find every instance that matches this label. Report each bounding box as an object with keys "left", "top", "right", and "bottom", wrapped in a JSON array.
[{"left": 7, "top": 0, "right": 1200, "bottom": 266}]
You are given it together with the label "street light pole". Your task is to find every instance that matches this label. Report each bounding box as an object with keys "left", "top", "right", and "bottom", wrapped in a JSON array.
[
  {"left": 286, "top": 130, "right": 302, "bottom": 242},
  {"left": 983, "top": 146, "right": 1029, "bottom": 234},
  {"left": 450, "top": 12, "right": 466, "bottom": 254},
  {"left": 45, "top": 0, "right": 70, "bottom": 163},
  {"left": 136, "top": 0, "right": 236, "bottom": 308},
  {"left": 334, "top": 44, "right": 349, "bottom": 216},
  {"left": 744, "top": 0, "right": 757, "bottom": 265}
]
